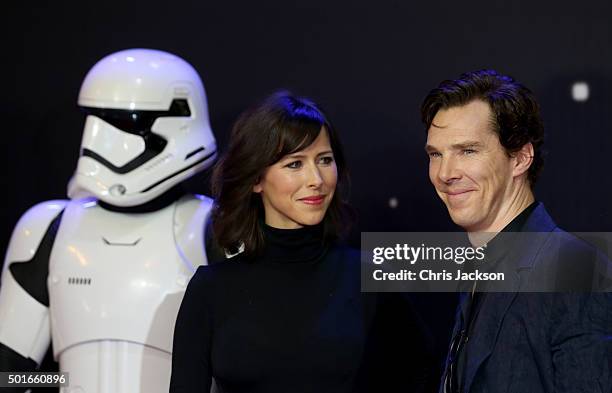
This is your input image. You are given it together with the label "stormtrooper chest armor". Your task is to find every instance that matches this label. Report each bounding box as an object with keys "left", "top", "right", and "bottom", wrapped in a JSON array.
[{"left": 48, "top": 197, "right": 202, "bottom": 357}]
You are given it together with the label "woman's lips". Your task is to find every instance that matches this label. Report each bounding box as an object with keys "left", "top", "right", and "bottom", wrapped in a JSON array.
[{"left": 299, "top": 195, "right": 326, "bottom": 205}]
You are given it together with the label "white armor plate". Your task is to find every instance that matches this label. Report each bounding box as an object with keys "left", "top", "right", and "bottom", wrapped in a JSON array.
[{"left": 48, "top": 195, "right": 212, "bottom": 357}]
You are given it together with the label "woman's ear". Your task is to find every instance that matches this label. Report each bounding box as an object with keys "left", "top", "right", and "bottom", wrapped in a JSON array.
[{"left": 253, "top": 178, "right": 263, "bottom": 193}]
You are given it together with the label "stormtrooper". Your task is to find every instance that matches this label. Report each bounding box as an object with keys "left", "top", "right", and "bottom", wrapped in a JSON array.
[{"left": 0, "top": 48, "right": 217, "bottom": 392}]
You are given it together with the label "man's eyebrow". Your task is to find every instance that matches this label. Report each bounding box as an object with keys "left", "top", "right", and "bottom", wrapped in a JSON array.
[
  {"left": 424, "top": 141, "right": 483, "bottom": 153},
  {"left": 424, "top": 144, "right": 438, "bottom": 153},
  {"left": 451, "top": 141, "right": 483, "bottom": 149}
]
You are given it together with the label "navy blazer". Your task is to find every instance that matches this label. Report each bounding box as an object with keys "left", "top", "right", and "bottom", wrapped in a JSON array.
[{"left": 440, "top": 203, "right": 612, "bottom": 393}]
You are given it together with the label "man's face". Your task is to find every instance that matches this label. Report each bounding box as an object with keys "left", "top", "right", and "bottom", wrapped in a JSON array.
[{"left": 425, "top": 100, "right": 517, "bottom": 232}]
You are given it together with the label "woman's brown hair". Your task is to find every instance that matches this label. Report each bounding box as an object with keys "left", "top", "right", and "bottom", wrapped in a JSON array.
[{"left": 211, "top": 91, "right": 352, "bottom": 257}]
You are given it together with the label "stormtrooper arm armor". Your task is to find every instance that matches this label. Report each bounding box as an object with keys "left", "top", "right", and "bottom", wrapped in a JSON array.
[
  {"left": 0, "top": 201, "right": 67, "bottom": 372},
  {"left": 174, "top": 194, "right": 214, "bottom": 270}
]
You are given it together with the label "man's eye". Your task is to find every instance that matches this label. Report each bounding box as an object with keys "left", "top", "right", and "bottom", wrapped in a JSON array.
[
  {"left": 428, "top": 152, "right": 442, "bottom": 158},
  {"left": 319, "top": 156, "right": 334, "bottom": 165},
  {"left": 462, "top": 149, "right": 477, "bottom": 155},
  {"left": 285, "top": 160, "right": 302, "bottom": 169}
]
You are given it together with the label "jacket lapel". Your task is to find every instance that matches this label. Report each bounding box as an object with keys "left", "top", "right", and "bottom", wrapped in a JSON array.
[
  {"left": 461, "top": 203, "right": 557, "bottom": 392},
  {"left": 462, "top": 282, "right": 520, "bottom": 392}
]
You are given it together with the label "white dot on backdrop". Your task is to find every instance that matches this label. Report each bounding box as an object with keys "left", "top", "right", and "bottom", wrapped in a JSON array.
[
  {"left": 571, "top": 82, "right": 589, "bottom": 102},
  {"left": 388, "top": 197, "right": 399, "bottom": 209}
]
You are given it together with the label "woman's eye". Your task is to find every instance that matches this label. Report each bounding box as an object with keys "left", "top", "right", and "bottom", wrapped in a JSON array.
[
  {"left": 319, "top": 156, "right": 334, "bottom": 165},
  {"left": 285, "top": 160, "right": 302, "bottom": 169}
]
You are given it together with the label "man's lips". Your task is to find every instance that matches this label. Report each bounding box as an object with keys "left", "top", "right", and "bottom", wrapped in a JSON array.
[
  {"left": 443, "top": 189, "right": 475, "bottom": 205},
  {"left": 299, "top": 195, "right": 326, "bottom": 205},
  {"left": 445, "top": 190, "right": 474, "bottom": 196}
]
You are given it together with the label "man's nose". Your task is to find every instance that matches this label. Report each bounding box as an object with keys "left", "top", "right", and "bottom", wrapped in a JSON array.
[{"left": 437, "top": 156, "right": 461, "bottom": 184}]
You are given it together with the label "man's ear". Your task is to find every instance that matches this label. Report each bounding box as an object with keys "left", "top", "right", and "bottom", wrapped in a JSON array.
[{"left": 512, "top": 142, "right": 534, "bottom": 178}]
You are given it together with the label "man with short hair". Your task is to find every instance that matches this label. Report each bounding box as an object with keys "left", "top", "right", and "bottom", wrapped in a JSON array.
[{"left": 421, "top": 70, "right": 611, "bottom": 393}]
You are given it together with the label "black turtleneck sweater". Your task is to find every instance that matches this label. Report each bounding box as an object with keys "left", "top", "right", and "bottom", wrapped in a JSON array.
[{"left": 170, "top": 224, "right": 435, "bottom": 393}]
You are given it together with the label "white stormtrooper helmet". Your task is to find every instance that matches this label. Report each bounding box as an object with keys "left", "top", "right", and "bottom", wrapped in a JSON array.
[{"left": 68, "top": 48, "right": 217, "bottom": 207}]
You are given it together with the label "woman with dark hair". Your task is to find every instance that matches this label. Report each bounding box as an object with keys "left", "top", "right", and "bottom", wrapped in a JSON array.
[
  {"left": 210, "top": 90, "right": 352, "bottom": 257},
  {"left": 170, "top": 91, "right": 434, "bottom": 393}
]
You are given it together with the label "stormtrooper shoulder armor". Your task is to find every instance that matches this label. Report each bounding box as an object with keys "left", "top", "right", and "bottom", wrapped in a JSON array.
[{"left": 0, "top": 200, "right": 67, "bottom": 365}]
